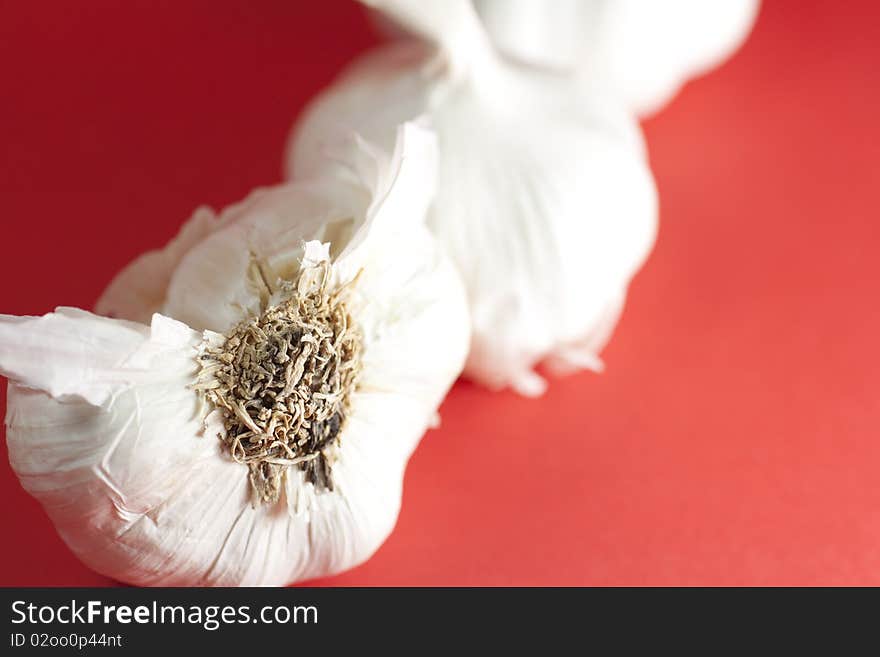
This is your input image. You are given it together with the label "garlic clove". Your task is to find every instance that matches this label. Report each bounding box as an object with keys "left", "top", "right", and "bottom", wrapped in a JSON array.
[{"left": 473, "top": 0, "right": 760, "bottom": 116}]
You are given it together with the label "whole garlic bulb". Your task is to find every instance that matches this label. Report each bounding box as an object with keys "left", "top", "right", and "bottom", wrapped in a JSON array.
[
  {"left": 287, "top": 0, "right": 658, "bottom": 396},
  {"left": 473, "top": 0, "right": 760, "bottom": 116},
  {"left": 1, "top": 123, "right": 469, "bottom": 586}
]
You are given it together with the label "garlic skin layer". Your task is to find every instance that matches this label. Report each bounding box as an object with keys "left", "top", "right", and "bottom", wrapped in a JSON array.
[
  {"left": 473, "top": 0, "right": 760, "bottom": 116},
  {"left": 1, "top": 124, "right": 469, "bottom": 586},
  {"left": 288, "top": 2, "right": 657, "bottom": 396}
]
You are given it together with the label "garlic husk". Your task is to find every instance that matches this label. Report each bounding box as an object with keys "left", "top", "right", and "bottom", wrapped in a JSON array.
[
  {"left": 95, "top": 207, "right": 217, "bottom": 325},
  {"left": 287, "top": 2, "right": 657, "bottom": 396},
  {"left": 472, "top": 0, "right": 760, "bottom": 116},
  {"left": 2, "top": 123, "right": 469, "bottom": 586}
]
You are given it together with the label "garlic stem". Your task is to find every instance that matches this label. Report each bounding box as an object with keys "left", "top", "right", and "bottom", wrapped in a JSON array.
[{"left": 361, "top": 0, "right": 499, "bottom": 80}]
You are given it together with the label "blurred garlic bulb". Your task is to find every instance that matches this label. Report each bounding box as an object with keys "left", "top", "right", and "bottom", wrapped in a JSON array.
[
  {"left": 473, "top": 0, "right": 760, "bottom": 116},
  {"left": 1, "top": 123, "right": 469, "bottom": 586},
  {"left": 288, "top": 0, "right": 657, "bottom": 396}
]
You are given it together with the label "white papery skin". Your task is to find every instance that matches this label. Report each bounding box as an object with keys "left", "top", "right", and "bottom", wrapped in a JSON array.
[
  {"left": 473, "top": 0, "right": 760, "bottom": 116},
  {"left": 288, "top": 0, "right": 658, "bottom": 396},
  {"left": 1, "top": 124, "right": 469, "bottom": 586}
]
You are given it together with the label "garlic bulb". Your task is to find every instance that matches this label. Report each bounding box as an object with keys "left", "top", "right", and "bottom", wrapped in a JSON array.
[
  {"left": 472, "top": 0, "right": 760, "bottom": 116},
  {"left": 287, "top": 0, "right": 658, "bottom": 396},
  {"left": 1, "top": 123, "right": 469, "bottom": 586}
]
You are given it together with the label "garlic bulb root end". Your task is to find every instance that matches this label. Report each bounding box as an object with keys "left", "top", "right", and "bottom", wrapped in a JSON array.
[{"left": 197, "top": 256, "right": 363, "bottom": 505}]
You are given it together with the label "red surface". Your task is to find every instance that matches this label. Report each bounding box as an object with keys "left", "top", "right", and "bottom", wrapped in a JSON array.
[{"left": 1, "top": 1, "right": 878, "bottom": 586}]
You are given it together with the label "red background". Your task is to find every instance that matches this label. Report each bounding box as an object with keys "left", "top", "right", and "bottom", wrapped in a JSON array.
[{"left": 1, "top": 0, "right": 878, "bottom": 586}]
